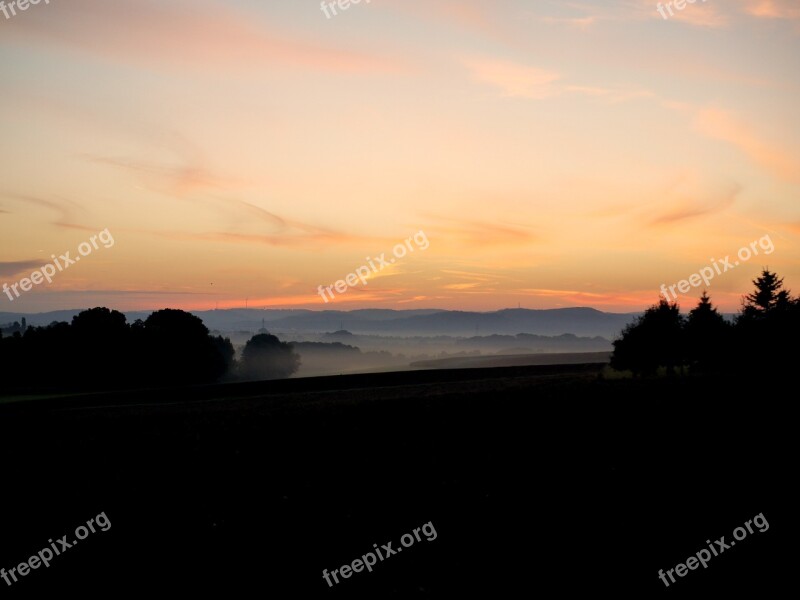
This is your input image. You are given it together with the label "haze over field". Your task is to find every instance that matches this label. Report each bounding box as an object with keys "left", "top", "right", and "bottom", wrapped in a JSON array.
[
  {"left": 0, "top": 307, "right": 624, "bottom": 376},
  {"left": 2, "top": 0, "right": 799, "bottom": 314}
]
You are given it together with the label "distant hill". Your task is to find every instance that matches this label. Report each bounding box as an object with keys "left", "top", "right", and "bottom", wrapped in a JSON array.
[
  {"left": 201, "top": 307, "right": 637, "bottom": 337},
  {"left": 1, "top": 307, "right": 638, "bottom": 338}
]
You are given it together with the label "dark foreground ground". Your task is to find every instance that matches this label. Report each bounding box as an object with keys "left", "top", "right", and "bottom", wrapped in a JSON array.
[{"left": 0, "top": 364, "right": 794, "bottom": 595}]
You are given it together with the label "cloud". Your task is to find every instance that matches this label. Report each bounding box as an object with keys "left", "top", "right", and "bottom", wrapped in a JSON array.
[
  {"left": 464, "top": 57, "right": 651, "bottom": 103},
  {"left": 564, "top": 85, "right": 654, "bottom": 103},
  {"left": 655, "top": 1, "right": 731, "bottom": 28},
  {"left": 743, "top": 0, "right": 800, "bottom": 20},
  {"left": 521, "top": 0, "right": 728, "bottom": 28},
  {"left": 649, "top": 182, "right": 741, "bottom": 226},
  {"left": 440, "top": 269, "right": 503, "bottom": 282},
  {"left": 0, "top": 260, "right": 43, "bottom": 278},
  {"left": 464, "top": 58, "right": 560, "bottom": 99},
  {"left": 89, "top": 145, "right": 403, "bottom": 250},
  {"left": 0, "top": 193, "right": 93, "bottom": 231},
  {"left": 164, "top": 229, "right": 348, "bottom": 248},
  {"left": 396, "top": 295, "right": 431, "bottom": 304},
  {"left": 3, "top": 0, "right": 402, "bottom": 74},
  {"left": 429, "top": 268, "right": 517, "bottom": 295},
  {"left": 88, "top": 149, "right": 320, "bottom": 239},
  {"left": 519, "top": 286, "right": 653, "bottom": 308},
  {"left": 694, "top": 108, "right": 800, "bottom": 184},
  {"left": 29, "top": 289, "right": 214, "bottom": 296},
  {"left": 538, "top": 15, "right": 598, "bottom": 30},
  {"left": 425, "top": 215, "right": 538, "bottom": 247},
  {"left": 537, "top": 0, "right": 800, "bottom": 29},
  {"left": 88, "top": 156, "right": 240, "bottom": 197},
  {"left": 648, "top": 0, "right": 800, "bottom": 27}
]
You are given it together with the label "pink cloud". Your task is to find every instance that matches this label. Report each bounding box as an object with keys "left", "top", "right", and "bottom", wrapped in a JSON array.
[
  {"left": 743, "top": 0, "right": 800, "bottom": 20},
  {"left": 3, "top": 0, "right": 402, "bottom": 74},
  {"left": 694, "top": 108, "right": 800, "bottom": 184},
  {"left": 463, "top": 58, "right": 560, "bottom": 99}
]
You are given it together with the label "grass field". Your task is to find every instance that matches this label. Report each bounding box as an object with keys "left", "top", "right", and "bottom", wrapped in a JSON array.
[{"left": 0, "top": 364, "right": 793, "bottom": 594}]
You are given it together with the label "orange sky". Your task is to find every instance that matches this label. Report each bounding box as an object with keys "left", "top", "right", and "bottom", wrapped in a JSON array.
[{"left": 1, "top": 0, "right": 799, "bottom": 313}]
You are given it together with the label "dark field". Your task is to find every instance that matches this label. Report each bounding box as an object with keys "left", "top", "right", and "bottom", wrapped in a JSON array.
[
  {"left": 409, "top": 350, "right": 611, "bottom": 369},
  {"left": 0, "top": 365, "right": 793, "bottom": 595}
]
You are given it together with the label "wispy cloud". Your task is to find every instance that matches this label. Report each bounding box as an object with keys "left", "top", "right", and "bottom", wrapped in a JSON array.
[
  {"left": 694, "top": 108, "right": 800, "bottom": 184},
  {"left": 649, "top": 182, "right": 741, "bottom": 226},
  {"left": 656, "top": 0, "right": 731, "bottom": 28},
  {"left": 533, "top": 0, "right": 800, "bottom": 29},
  {"left": 425, "top": 215, "right": 538, "bottom": 247},
  {"left": 464, "top": 57, "right": 651, "bottom": 102},
  {"left": 743, "top": 0, "right": 800, "bottom": 20},
  {"left": 88, "top": 150, "right": 352, "bottom": 244},
  {"left": 519, "top": 286, "right": 653, "bottom": 308},
  {"left": 0, "top": 194, "right": 93, "bottom": 231},
  {"left": 463, "top": 58, "right": 560, "bottom": 99},
  {"left": 538, "top": 15, "right": 598, "bottom": 30},
  {"left": 174, "top": 230, "right": 343, "bottom": 247},
  {"left": 0, "top": 260, "right": 42, "bottom": 278},
  {"left": 88, "top": 156, "right": 240, "bottom": 197},
  {"left": 3, "top": 0, "right": 403, "bottom": 74}
]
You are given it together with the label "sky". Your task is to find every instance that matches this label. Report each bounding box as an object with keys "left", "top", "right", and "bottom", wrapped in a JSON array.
[{"left": 1, "top": 0, "right": 799, "bottom": 314}]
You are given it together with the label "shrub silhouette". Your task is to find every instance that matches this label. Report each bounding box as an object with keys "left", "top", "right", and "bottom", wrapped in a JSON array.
[{"left": 240, "top": 333, "right": 300, "bottom": 381}]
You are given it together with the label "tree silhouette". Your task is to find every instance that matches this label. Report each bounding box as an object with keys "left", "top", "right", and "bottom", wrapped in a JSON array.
[
  {"left": 142, "top": 309, "right": 231, "bottom": 385},
  {"left": 611, "top": 298, "right": 684, "bottom": 376},
  {"left": 685, "top": 292, "right": 732, "bottom": 372},
  {"left": 610, "top": 270, "right": 798, "bottom": 376},
  {"left": 240, "top": 333, "right": 300, "bottom": 381},
  {"left": 211, "top": 334, "right": 237, "bottom": 381},
  {"left": 14, "top": 320, "right": 75, "bottom": 388},
  {"left": 71, "top": 307, "right": 131, "bottom": 386},
  {"left": 740, "top": 269, "right": 789, "bottom": 320},
  {"left": 737, "top": 269, "right": 798, "bottom": 368},
  {"left": 0, "top": 307, "right": 237, "bottom": 393},
  {"left": 72, "top": 307, "right": 128, "bottom": 334}
]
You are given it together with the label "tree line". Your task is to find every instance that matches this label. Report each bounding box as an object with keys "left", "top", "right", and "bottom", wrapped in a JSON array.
[
  {"left": 0, "top": 308, "right": 300, "bottom": 393},
  {"left": 611, "top": 269, "right": 798, "bottom": 375}
]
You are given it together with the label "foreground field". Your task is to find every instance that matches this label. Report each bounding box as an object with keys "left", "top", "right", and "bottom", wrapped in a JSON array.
[
  {"left": 409, "top": 350, "right": 611, "bottom": 369},
  {"left": 0, "top": 364, "right": 793, "bottom": 595}
]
